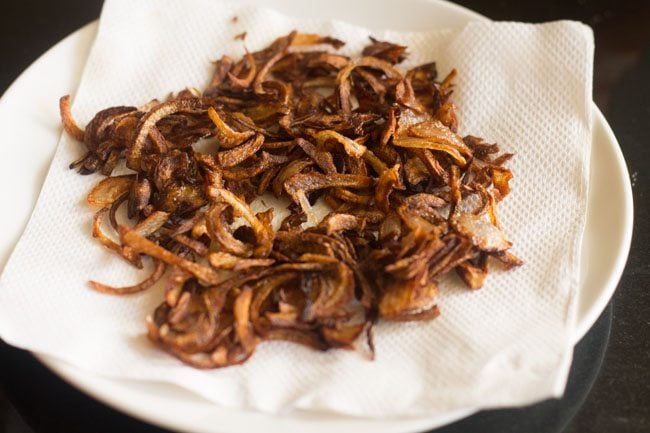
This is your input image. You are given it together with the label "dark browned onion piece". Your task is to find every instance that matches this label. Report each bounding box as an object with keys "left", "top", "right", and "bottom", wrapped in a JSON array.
[
  {"left": 336, "top": 56, "right": 402, "bottom": 113},
  {"left": 127, "top": 98, "right": 205, "bottom": 170}
]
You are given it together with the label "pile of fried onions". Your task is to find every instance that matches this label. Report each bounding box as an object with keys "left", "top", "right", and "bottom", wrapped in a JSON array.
[{"left": 60, "top": 31, "right": 521, "bottom": 368}]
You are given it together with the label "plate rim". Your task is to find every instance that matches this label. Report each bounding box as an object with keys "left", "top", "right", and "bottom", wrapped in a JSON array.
[
  {"left": 572, "top": 105, "right": 633, "bottom": 341},
  {"left": 0, "top": 0, "right": 633, "bottom": 431}
]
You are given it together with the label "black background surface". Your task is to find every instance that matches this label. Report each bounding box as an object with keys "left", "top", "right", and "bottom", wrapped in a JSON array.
[{"left": 1, "top": 1, "right": 648, "bottom": 432}]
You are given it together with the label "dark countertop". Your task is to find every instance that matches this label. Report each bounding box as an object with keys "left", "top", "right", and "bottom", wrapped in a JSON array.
[{"left": 0, "top": 1, "right": 648, "bottom": 432}]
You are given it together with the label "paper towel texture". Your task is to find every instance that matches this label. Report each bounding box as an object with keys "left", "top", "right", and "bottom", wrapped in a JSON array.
[{"left": 0, "top": 0, "right": 593, "bottom": 416}]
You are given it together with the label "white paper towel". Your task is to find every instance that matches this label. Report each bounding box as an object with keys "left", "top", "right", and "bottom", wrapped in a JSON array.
[{"left": 0, "top": 0, "right": 593, "bottom": 417}]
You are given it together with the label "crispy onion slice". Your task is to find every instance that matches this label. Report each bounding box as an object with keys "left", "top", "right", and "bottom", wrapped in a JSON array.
[
  {"left": 208, "top": 252, "right": 275, "bottom": 271},
  {"left": 453, "top": 213, "right": 511, "bottom": 253},
  {"left": 217, "top": 133, "right": 265, "bottom": 167},
  {"left": 303, "top": 261, "right": 355, "bottom": 321},
  {"left": 222, "top": 152, "right": 289, "bottom": 181},
  {"left": 85, "top": 106, "right": 138, "bottom": 151},
  {"left": 90, "top": 260, "right": 166, "bottom": 295},
  {"left": 87, "top": 175, "right": 134, "bottom": 207},
  {"left": 336, "top": 56, "right": 402, "bottom": 113},
  {"left": 395, "top": 71, "right": 426, "bottom": 113},
  {"left": 233, "top": 287, "right": 258, "bottom": 354},
  {"left": 254, "top": 51, "right": 288, "bottom": 95},
  {"left": 272, "top": 158, "right": 314, "bottom": 197},
  {"left": 295, "top": 138, "right": 337, "bottom": 174},
  {"left": 206, "top": 203, "right": 251, "bottom": 257},
  {"left": 407, "top": 119, "right": 471, "bottom": 156},
  {"left": 374, "top": 164, "right": 402, "bottom": 213},
  {"left": 313, "top": 130, "right": 367, "bottom": 158},
  {"left": 292, "top": 33, "right": 345, "bottom": 48},
  {"left": 379, "top": 279, "right": 439, "bottom": 320},
  {"left": 456, "top": 254, "right": 488, "bottom": 290},
  {"left": 119, "top": 226, "right": 224, "bottom": 285},
  {"left": 92, "top": 208, "right": 142, "bottom": 268},
  {"left": 134, "top": 211, "right": 170, "bottom": 236},
  {"left": 362, "top": 37, "right": 407, "bottom": 64},
  {"left": 284, "top": 173, "right": 373, "bottom": 200},
  {"left": 128, "top": 98, "right": 205, "bottom": 170},
  {"left": 212, "top": 188, "right": 274, "bottom": 257},
  {"left": 127, "top": 176, "right": 151, "bottom": 218},
  {"left": 207, "top": 107, "right": 255, "bottom": 148},
  {"left": 491, "top": 166, "right": 513, "bottom": 199},
  {"left": 393, "top": 136, "right": 467, "bottom": 166},
  {"left": 204, "top": 55, "right": 233, "bottom": 96},
  {"left": 362, "top": 149, "right": 389, "bottom": 176},
  {"left": 228, "top": 49, "right": 257, "bottom": 88},
  {"left": 284, "top": 173, "right": 373, "bottom": 225},
  {"left": 59, "top": 95, "right": 85, "bottom": 141}
]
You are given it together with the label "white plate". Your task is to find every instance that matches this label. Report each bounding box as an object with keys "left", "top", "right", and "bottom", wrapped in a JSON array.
[{"left": 0, "top": 1, "right": 633, "bottom": 432}]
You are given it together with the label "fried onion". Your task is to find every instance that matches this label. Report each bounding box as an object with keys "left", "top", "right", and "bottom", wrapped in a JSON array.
[{"left": 66, "top": 30, "right": 520, "bottom": 368}]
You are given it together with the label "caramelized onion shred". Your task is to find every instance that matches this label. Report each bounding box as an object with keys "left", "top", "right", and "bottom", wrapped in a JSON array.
[{"left": 61, "top": 31, "right": 521, "bottom": 368}]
